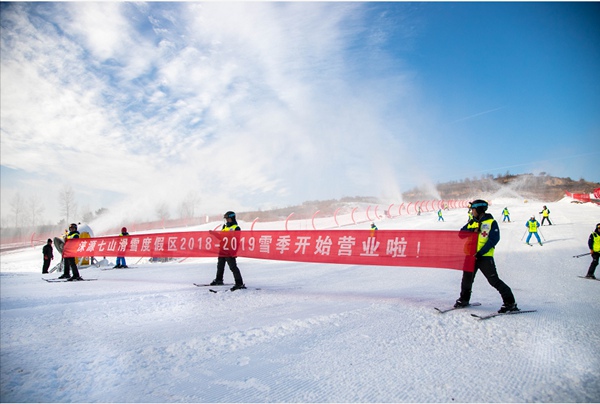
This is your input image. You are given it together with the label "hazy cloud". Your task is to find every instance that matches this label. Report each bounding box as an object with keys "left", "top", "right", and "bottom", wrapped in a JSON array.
[{"left": 3, "top": 2, "right": 596, "bottom": 227}]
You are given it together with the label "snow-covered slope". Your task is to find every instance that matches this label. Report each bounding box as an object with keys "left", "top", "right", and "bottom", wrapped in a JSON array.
[{"left": 1, "top": 198, "right": 599, "bottom": 402}]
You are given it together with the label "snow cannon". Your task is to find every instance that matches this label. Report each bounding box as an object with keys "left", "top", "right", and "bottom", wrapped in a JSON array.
[{"left": 76, "top": 223, "right": 94, "bottom": 266}]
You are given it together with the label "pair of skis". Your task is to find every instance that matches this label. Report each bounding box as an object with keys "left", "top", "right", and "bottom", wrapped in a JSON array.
[
  {"left": 193, "top": 283, "right": 259, "bottom": 293},
  {"left": 43, "top": 277, "right": 97, "bottom": 282},
  {"left": 101, "top": 266, "right": 136, "bottom": 271},
  {"left": 194, "top": 282, "right": 232, "bottom": 293},
  {"left": 434, "top": 302, "right": 537, "bottom": 320}
]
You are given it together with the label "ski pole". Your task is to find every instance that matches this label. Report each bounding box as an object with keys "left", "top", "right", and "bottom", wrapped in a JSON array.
[
  {"left": 538, "top": 228, "right": 546, "bottom": 241},
  {"left": 520, "top": 230, "right": 528, "bottom": 241},
  {"left": 573, "top": 252, "right": 591, "bottom": 258}
]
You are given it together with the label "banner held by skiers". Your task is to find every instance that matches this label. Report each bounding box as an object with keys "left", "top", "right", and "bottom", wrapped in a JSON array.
[{"left": 62, "top": 229, "right": 478, "bottom": 272}]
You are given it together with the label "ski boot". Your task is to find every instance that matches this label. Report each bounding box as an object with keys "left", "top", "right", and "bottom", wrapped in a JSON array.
[
  {"left": 453, "top": 299, "right": 470, "bottom": 308},
  {"left": 498, "top": 303, "right": 520, "bottom": 313}
]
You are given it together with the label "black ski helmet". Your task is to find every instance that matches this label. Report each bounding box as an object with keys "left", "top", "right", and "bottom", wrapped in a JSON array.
[
  {"left": 224, "top": 211, "right": 236, "bottom": 219},
  {"left": 470, "top": 199, "right": 488, "bottom": 215}
]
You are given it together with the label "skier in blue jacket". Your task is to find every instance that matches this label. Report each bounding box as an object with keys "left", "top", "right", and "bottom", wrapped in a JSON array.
[
  {"left": 502, "top": 207, "right": 510, "bottom": 222},
  {"left": 525, "top": 217, "right": 543, "bottom": 246}
]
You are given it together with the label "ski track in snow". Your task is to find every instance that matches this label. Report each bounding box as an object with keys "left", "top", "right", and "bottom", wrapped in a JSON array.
[{"left": 1, "top": 197, "right": 600, "bottom": 402}]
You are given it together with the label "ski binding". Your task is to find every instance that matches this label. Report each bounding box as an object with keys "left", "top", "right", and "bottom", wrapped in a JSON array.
[{"left": 435, "top": 302, "right": 481, "bottom": 314}]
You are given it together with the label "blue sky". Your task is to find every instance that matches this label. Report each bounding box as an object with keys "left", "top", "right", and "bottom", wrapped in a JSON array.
[{"left": 1, "top": 2, "right": 599, "bottom": 225}]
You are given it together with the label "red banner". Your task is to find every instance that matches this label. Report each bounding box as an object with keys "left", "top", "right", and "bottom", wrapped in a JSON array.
[
  {"left": 565, "top": 191, "right": 591, "bottom": 202},
  {"left": 62, "top": 230, "right": 477, "bottom": 271}
]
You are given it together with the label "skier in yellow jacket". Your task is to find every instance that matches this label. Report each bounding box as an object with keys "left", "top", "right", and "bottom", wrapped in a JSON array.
[
  {"left": 454, "top": 200, "right": 518, "bottom": 313},
  {"left": 502, "top": 207, "right": 510, "bottom": 222},
  {"left": 539, "top": 206, "right": 552, "bottom": 226},
  {"left": 584, "top": 223, "right": 600, "bottom": 279},
  {"left": 525, "top": 216, "right": 543, "bottom": 246},
  {"left": 209, "top": 211, "right": 246, "bottom": 291}
]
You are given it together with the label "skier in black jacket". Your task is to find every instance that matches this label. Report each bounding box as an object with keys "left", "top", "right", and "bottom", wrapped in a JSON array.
[
  {"left": 454, "top": 200, "right": 518, "bottom": 313},
  {"left": 209, "top": 211, "right": 246, "bottom": 291},
  {"left": 42, "top": 239, "right": 54, "bottom": 274}
]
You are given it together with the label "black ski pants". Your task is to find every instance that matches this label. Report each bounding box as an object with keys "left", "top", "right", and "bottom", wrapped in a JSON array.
[
  {"left": 215, "top": 257, "right": 244, "bottom": 285},
  {"left": 42, "top": 258, "right": 51, "bottom": 274},
  {"left": 63, "top": 257, "right": 80, "bottom": 278},
  {"left": 459, "top": 257, "right": 515, "bottom": 305},
  {"left": 588, "top": 252, "right": 599, "bottom": 277}
]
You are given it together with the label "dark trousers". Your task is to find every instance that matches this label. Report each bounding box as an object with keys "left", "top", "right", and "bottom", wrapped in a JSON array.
[
  {"left": 459, "top": 257, "right": 515, "bottom": 305},
  {"left": 588, "top": 252, "right": 599, "bottom": 277},
  {"left": 541, "top": 217, "right": 552, "bottom": 225},
  {"left": 216, "top": 257, "right": 243, "bottom": 285},
  {"left": 42, "top": 259, "right": 51, "bottom": 274},
  {"left": 64, "top": 258, "right": 80, "bottom": 278}
]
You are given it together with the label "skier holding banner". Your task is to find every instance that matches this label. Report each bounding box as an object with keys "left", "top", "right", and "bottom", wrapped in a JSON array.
[
  {"left": 114, "top": 227, "right": 130, "bottom": 269},
  {"left": 209, "top": 211, "right": 246, "bottom": 291},
  {"left": 59, "top": 223, "right": 83, "bottom": 281},
  {"left": 454, "top": 200, "right": 519, "bottom": 313}
]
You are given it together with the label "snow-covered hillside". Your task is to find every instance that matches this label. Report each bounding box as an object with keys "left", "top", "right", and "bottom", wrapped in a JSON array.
[{"left": 1, "top": 197, "right": 599, "bottom": 402}]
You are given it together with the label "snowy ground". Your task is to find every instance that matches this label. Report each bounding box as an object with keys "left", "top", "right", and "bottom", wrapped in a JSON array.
[{"left": 1, "top": 197, "right": 599, "bottom": 402}]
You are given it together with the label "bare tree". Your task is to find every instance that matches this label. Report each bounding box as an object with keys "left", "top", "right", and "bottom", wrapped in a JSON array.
[
  {"left": 80, "top": 203, "right": 94, "bottom": 223},
  {"left": 156, "top": 202, "right": 171, "bottom": 222},
  {"left": 59, "top": 185, "right": 78, "bottom": 224},
  {"left": 10, "top": 192, "right": 25, "bottom": 228},
  {"left": 178, "top": 191, "right": 201, "bottom": 219},
  {"left": 26, "top": 195, "right": 45, "bottom": 227}
]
